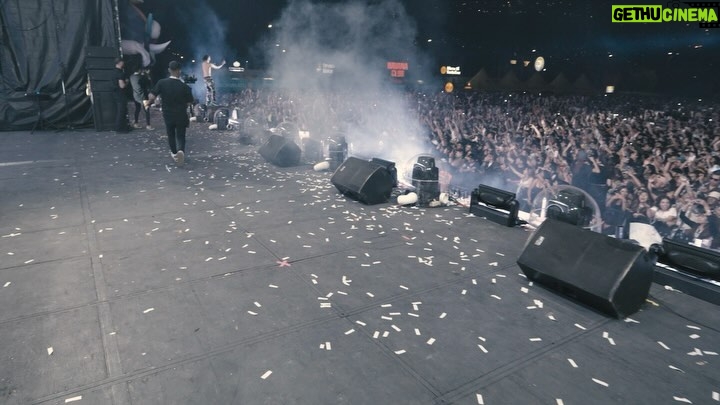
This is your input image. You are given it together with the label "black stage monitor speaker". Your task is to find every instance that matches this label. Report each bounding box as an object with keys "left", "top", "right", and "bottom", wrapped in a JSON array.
[
  {"left": 331, "top": 157, "right": 394, "bottom": 205},
  {"left": 517, "top": 219, "right": 655, "bottom": 318},
  {"left": 370, "top": 158, "right": 398, "bottom": 187},
  {"left": 91, "top": 91, "right": 117, "bottom": 131},
  {"left": 259, "top": 134, "right": 301, "bottom": 167}
]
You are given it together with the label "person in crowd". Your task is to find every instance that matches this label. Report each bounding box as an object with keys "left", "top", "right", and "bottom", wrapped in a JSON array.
[
  {"left": 146, "top": 61, "right": 194, "bottom": 166},
  {"left": 648, "top": 196, "right": 678, "bottom": 236},
  {"left": 674, "top": 198, "right": 713, "bottom": 247},
  {"left": 629, "top": 189, "right": 654, "bottom": 223}
]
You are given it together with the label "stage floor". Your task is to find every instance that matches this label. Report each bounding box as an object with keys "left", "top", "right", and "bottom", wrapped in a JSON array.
[{"left": 1, "top": 125, "right": 719, "bottom": 405}]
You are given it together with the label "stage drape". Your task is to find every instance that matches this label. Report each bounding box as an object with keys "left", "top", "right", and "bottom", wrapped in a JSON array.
[{"left": 0, "top": 0, "right": 117, "bottom": 130}]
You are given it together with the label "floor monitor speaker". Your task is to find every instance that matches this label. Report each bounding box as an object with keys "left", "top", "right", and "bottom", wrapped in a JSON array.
[
  {"left": 517, "top": 219, "right": 655, "bottom": 318},
  {"left": 259, "top": 134, "right": 302, "bottom": 167},
  {"left": 331, "top": 157, "right": 394, "bottom": 205}
]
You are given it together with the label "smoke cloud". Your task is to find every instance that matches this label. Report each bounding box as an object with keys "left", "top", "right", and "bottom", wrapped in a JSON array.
[
  {"left": 168, "top": 0, "right": 230, "bottom": 100},
  {"left": 262, "top": 0, "right": 435, "bottom": 180}
]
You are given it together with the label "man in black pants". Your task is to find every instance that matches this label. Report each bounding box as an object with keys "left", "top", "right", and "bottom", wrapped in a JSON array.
[
  {"left": 113, "top": 57, "right": 131, "bottom": 133},
  {"left": 146, "top": 61, "right": 194, "bottom": 166}
]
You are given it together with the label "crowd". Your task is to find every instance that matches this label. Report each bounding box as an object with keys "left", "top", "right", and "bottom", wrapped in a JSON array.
[
  {"left": 220, "top": 86, "right": 720, "bottom": 251},
  {"left": 416, "top": 92, "right": 720, "bottom": 250}
]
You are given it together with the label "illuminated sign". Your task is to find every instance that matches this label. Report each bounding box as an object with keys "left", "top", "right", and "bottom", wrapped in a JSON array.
[
  {"left": 440, "top": 66, "right": 462, "bottom": 76},
  {"left": 387, "top": 61, "right": 409, "bottom": 78},
  {"left": 316, "top": 63, "right": 335, "bottom": 74}
]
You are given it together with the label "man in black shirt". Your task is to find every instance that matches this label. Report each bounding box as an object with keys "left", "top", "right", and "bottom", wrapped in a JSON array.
[
  {"left": 146, "top": 61, "right": 194, "bottom": 166},
  {"left": 113, "top": 57, "right": 131, "bottom": 133}
]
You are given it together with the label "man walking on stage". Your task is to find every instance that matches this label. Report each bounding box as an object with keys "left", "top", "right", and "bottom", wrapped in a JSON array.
[
  {"left": 145, "top": 61, "right": 194, "bottom": 166},
  {"left": 202, "top": 54, "right": 225, "bottom": 106}
]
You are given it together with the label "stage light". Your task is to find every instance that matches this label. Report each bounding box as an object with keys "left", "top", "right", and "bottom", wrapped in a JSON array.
[
  {"left": 469, "top": 184, "right": 519, "bottom": 227},
  {"left": 327, "top": 135, "right": 348, "bottom": 171},
  {"left": 411, "top": 155, "right": 440, "bottom": 207},
  {"left": 545, "top": 188, "right": 594, "bottom": 228}
]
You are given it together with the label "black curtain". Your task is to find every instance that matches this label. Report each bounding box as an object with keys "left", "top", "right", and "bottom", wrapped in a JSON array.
[{"left": 0, "top": 0, "right": 117, "bottom": 130}]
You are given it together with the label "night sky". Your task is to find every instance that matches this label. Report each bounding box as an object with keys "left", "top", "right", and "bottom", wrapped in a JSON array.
[{"left": 138, "top": 0, "right": 719, "bottom": 87}]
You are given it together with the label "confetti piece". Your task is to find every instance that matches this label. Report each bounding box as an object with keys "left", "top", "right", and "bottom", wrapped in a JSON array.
[
  {"left": 399, "top": 285, "right": 409, "bottom": 290},
  {"left": 268, "top": 284, "right": 278, "bottom": 288},
  {"left": 476, "top": 393, "right": 484, "bottom": 404},
  {"left": 381, "top": 304, "right": 392, "bottom": 308},
  {"left": 407, "top": 312, "right": 419, "bottom": 317},
  {"left": 143, "top": 308, "right": 154, "bottom": 314},
  {"left": 520, "top": 287, "right": 528, "bottom": 293},
  {"left": 2, "top": 282, "right": 10, "bottom": 288},
  {"left": 607, "top": 338, "right": 616, "bottom": 346},
  {"left": 414, "top": 328, "right": 421, "bottom": 336},
  {"left": 439, "top": 312, "right": 447, "bottom": 319},
  {"left": 24, "top": 259, "right": 34, "bottom": 264},
  {"left": 672, "top": 397, "right": 692, "bottom": 403},
  {"left": 712, "top": 391, "right": 719, "bottom": 401},
  {"left": 248, "top": 311, "right": 258, "bottom": 315},
  {"left": 491, "top": 295, "right": 501, "bottom": 300},
  {"left": 658, "top": 341, "right": 671, "bottom": 350},
  {"left": 261, "top": 370, "right": 272, "bottom": 380},
  {"left": 548, "top": 314, "right": 557, "bottom": 321},
  {"left": 373, "top": 331, "right": 380, "bottom": 339},
  {"left": 355, "top": 320, "right": 366, "bottom": 326},
  {"left": 254, "top": 302, "right": 262, "bottom": 308},
  {"left": 688, "top": 348, "right": 703, "bottom": 356},
  {"left": 574, "top": 323, "right": 586, "bottom": 330},
  {"left": 345, "top": 329, "right": 355, "bottom": 335},
  {"left": 669, "top": 365, "right": 685, "bottom": 373},
  {"left": 592, "top": 378, "right": 609, "bottom": 387},
  {"left": 325, "top": 342, "right": 332, "bottom": 351},
  {"left": 690, "top": 334, "right": 700, "bottom": 339},
  {"left": 366, "top": 292, "right": 375, "bottom": 297},
  {"left": 478, "top": 344, "right": 488, "bottom": 353},
  {"left": 381, "top": 316, "right": 393, "bottom": 321},
  {"left": 568, "top": 358, "right": 578, "bottom": 368},
  {"left": 65, "top": 396, "right": 82, "bottom": 403},
  {"left": 391, "top": 325, "right": 402, "bottom": 332},
  {"left": 426, "top": 338, "right": 436, "bottom": 345},
  {"left": 382, "top": 331, "right": 390, "bottom": 338},
  {"left": 530, "top": 337, "right": 542, "bottom": 342},
  {"left": 556, "top": 400, "right": 564, "bottom": 405},
  {"left": 47, "top": 347, "right": 53, "bottom": 355},
  {"left": 394, "top": 349, "right": 406, "bottom": 355}
]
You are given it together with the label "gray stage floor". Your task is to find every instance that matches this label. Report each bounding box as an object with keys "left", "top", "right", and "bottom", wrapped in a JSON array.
[{"left": 1, "top": 124, "right": 719, "bottom": 405}]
